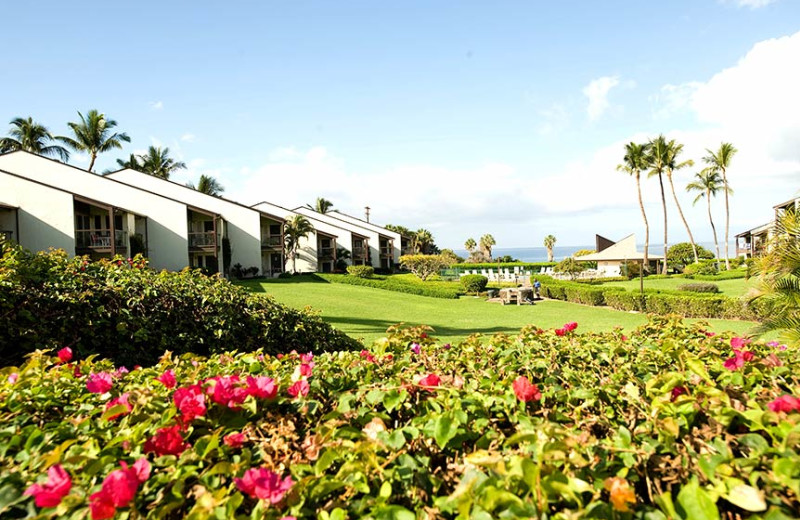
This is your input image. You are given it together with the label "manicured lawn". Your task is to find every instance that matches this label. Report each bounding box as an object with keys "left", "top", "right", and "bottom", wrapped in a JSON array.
[
  {"left": 239, "top": 277, "right": 764, "bottom": 346},
  {"left": 598, "top": 275, "right": 756, "bottom": 297}
]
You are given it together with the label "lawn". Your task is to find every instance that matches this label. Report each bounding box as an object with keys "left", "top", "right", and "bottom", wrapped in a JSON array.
[
  {"left": 240, "top": 277, "right": 764, "bottom": 346},
  {"left": 597, "top": 275, "right": 756, "bottom": 296}
]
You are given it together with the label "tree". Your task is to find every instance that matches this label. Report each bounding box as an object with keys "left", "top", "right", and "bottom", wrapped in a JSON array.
[
  {"left": 283, "top": 215, "right": 315, "bottom": 274},
  {"left": 439, "top": 249, "right": 463, "bottom": 264},
  {"left": 555, "top": 257, "right": 586, "bottom": 280},
  {"left": 666, "top": 242, "right": 714, "bottom": 272},
  {"left": 687, "top": 168, "right": 731, "bottom": 264},
  {"left": 703, "top": 143, "right": 737, "bottom": 270},
  {"left": 464, "top": 238, "right": 477, "bottom": 255},
  {"left": 646, "top": 135, "right": 671, "bottom": 274},
  {"left": 414, "top": 229, "right": 434, "bottom": 254},
  {"left": 479, "top": 234, "right": 496, "bottom": 260},
  {"left": 750, "top": 209, "right": 800, "bottom": 347},
  {"left": 0, "top": 117, "right": 70, "bottom": 161},
  {"left": 617, "top": 142, "right": 650, "bottom": 269},
  {"left": 399, "top": 254, "right": 450, "bottom": 281},
  {"left": 115, "top": 153, "right": 142, "bottom": 171},
  {"left": 664, "top": 139, "right": 698, "bottom": 264},
  {"left": 138, "top": 146, "right": 186, "bottom": 180},
  {"left": 187, "top": 174, "right": 225, "bottom": 197},
  {"left": 306, "top": 197, "right": 334, "bottom": 214},
  {"left": 543, "top": 235, "right": 557, "bottom": 262},
  {"left": 385, "top": 224, "right": 413, "bottom": 237},
  {"left": 57, "top": 110, "right": 130, "bottom": 172}
]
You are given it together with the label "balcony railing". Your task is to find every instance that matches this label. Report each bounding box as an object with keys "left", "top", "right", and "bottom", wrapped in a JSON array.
[
  {"left": 318, "top": 247, "right": 335, "bottom": 260},
  {"left": 188, "top": 231, "right": 217, "bottom": 249},
  {"left": 380, "top": 247, "right": 393, "bottom": 257},
  {"left": 76, "top": 230, "right": 128, "bottom": 250},
  {"left": 261, "top": 235, "right": 283, "bottom": 248},
  {"left": 352, "top": 246, "right": 367, "bottom": 259}
]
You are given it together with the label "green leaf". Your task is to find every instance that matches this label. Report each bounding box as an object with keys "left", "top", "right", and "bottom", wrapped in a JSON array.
[
  {"left": 382, "top": 389, "right": 404, "bottom": 412},
  {"left": 432, "top": 414, "right": 460, "bottom": 449},
  {"left": 724, "top": 484, "right": 766, "bottom": 512},
  {"left": 372, "top": 505, "right": 416, "bottom": 520},
  {"left": 677, "top": 478, "right": 719, "bottom": 520}
]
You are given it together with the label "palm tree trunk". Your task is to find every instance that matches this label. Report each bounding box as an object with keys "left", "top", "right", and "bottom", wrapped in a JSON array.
[
  {"left": 706, "top": 190, "right": 721, "bottom": 264},
  {"left": 547, "top": 247, "right": 553, "bottom": 262},
  {"left": 658, "top": 172, "right": 668, "bottom": 274},
  {"left": 88, "top": 153, "right": 97, "bottom": 173},
  {"left": 636, "top": 172, "right": 649, "bottom": 270},
  {"left": 722, "top": 168, "right": 731, "bottom": 270},
  {"left": 668, "top": 172, "right": 699, "bottom": 263}
]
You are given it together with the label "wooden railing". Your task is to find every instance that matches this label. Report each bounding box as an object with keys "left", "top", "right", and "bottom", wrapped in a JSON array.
[
  {"left": 75, "top": 230, "right": 127, "bottom": 249},
  {"left": 188, "top": 232, "right": 216, "bottom": 248},
  {"left": 261, "top": 235, "right": 282, "bottom": 248}
]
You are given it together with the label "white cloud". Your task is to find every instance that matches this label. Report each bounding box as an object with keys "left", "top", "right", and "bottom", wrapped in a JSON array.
[
  {"left": 583, "top": 76, "right": 620, "bottom": 121},
  {"left": 180, "top": 133, "right": 195, "bottom": 142},
  {"left": 149, "top": 101, "right": 164, "bottom": 110},
  {"left": 537, "top": 103, "right": 570, "bottom": 135},
  {"left": 721, "top": 0, "right": 778, "bottom": 8},
  {"left": 649, "top": 81, "right": 702, "bottom": 119},
  {"left": 70, "top": 152, "right": 89, "bottom": 164}
]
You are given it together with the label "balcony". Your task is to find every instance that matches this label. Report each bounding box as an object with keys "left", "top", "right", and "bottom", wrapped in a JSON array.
[
  {"left": 76, "top": 230, "right": 128, "bottom": 251},
  {"left": 188, "top": 231, "right": 217, "bottom": 250},
  {"left": 352, "top": 246, "right": 367, "bottom": 259},
  {"left": 261, "top": 235, "right": 283, "bottom": 249},
  {"left": 318, "top": 247, "right": 335, "bottom": 260},
  {"left": 380, "top": 247, "right": 393, "bottom": 258}
]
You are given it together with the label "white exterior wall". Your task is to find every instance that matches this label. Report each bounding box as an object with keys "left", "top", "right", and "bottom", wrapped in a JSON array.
[
  {"left": 0, "top": 153, "right": 189, "bottom": 270},
  {"left": 0, "top": 172, "right": 75, "bottom": 253},
  {"left": 328, "top": 210, "right": 403, "bottom": 264},
  {"left": 295, "top": 208, "right": 382, "bottom": 268},
  {"left": 108, "top": 170, "right": 262, "bottom": 272},
  {"left": 597, "top": 260, "right": 622, "bottom": 277}
]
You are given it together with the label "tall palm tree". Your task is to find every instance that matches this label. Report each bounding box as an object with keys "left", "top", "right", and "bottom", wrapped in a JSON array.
[
  {"left": 664, "top": 139, "right": 699, "bottom": 264},
  {"left": 0, "top": 117, "right": 70, "bottom": 161},
  {"left": 687, "top": 168, "right": 731, "bottom": 264},
  {"left": 617, "top": 142, "right": 651, "bottom": 269},
  {"left": 414, "top": 229, "right": 434, "bottom": 254},
  {"left": 646, "top": 135, "right": 671, "bottom": 274},
  {"left": 284, "top": 215, "right": 315, "bottom": 274},
  {"left": 479, "top": 234, "right": 496, "bottom": 260},
  {"left": 187, "top": 174, "right": 225, "bottom": 197},
  {"left": 306, "top": 197, "right": 334, "bottom": 214},
  {"left": 703, "top": 143, "right": 738, "bottom": 270},
  {"left": 57, "top": 110, "right": 130, "bottom": 172},
  {"left": 138, "top": 146, "right": 186, "bottom": 180},
  {"left": 543, "top": 234, "right": 557, "bottom": 262},
  {"left": 464, "top": 237, "right": 477, "bottom": 257},
  {"left": 115, "top": 153, "right": 142, "bottom": 171}
]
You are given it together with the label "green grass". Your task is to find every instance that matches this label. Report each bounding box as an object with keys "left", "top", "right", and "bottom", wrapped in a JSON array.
[
  {"left": 597, "top": 276, "right": 756, "bottom": 297},
  {"left": 239, "top": 276, "right": 764, "bottom": 346}
]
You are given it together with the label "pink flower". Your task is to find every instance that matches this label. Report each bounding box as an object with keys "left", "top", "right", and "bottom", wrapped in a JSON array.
[
  {"left": 359, "top": 350, "right": 376, "bottom": 363},
  {"left": 564, "top": 322, "right": 578, "bottom": 332},
  {"left": 418, "top": 373, "right": 440, "bottom": 389},
  {"left": 173, "top": 384, "right": 206, "bottom": 423},
  {"left": 24, "top": 464, "right": 72, "bottom": 508},
  {"left": 621, "top": 335, "right": 628, "bottom": 342},
  {"left": 89, "top": 459, "right": 149, "bottom": 519},
  {"left": 105, "top": 393, "right": 132, "bottom": 420},
  {"left": 155, "top": 370, "right": 177, "bottom": 388},
  {"left": 410, "top": 343, "right": 421, "bottom": 355},
  {"left": 246, "top": 376, "right": 277, "bottom": 399},
  {"left": 206, "top": 375, "right": 249, "bottom": 409},
  {"left": 86, "top": 372, "right": 113, "bottom": 394},
  {"left": 8, "top": 372, "right": 18, "bottom": 384},
  {"left": 300, "top": 352, "right": 314, "bottom": 363},
  {"left": 724, "top": 349, "right": 754, "bottom": 371},
  {"left": 768, "top": 395, "right": 800, "bottom": 413},
  {"left": 299, "top": 363, "right": 314, "bottom": 377},
  {"left": 114, "top": 366, "right": 129, "bottom": 377},
  {"left": 731, "top": 337, "right": 751, "bottom": 348},
  {"left": 144, "top": 425, "right": 189, "bottom": 456},
  {"left": 443, "top": 343, "right": 451, "bottom": 350},
  {"left": 287, "top": 379, "right": 310, "bottom": 398},
  {"left": 57, "top": 347, "right": 73, "bottom": 363},
  {"left": 234, "top": 467, "right": 293, "bottom": 503},
  {"left": 763, "top": 353, "right": 783, "bottom": 368},
  {"left": 555, "top": 328, "right": 566, "bottom": 337},
  {"left": 670, "top": 386, "right": 688, "bottom": 402},
  {"left": 224, "top": 432, "right": 247, "bottom": 448},
  {"left": 512, "top": 376, "right": 542, "bottom": 402}
]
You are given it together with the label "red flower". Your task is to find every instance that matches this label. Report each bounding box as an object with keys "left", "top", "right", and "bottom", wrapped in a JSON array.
[
  {"left": 670, "top": 386, "right": 688, "bottom": 402},
  {"left": 418, "top": 373, "right": 440, "bottom": 389},
  {"left": 564, "top": 322, "right": 578, "bottom": 332},
  {"left": 57, "top": 347, "right": 73, "bottom": 363},
  {"left": 287, "top": 379, "right": 310, "bottom": 398},
  {"left": 89, "top": 459, "right": 150, "bottom": 519},
  {"left": 359, "top": 350, "right": 376, "bottom": 363},
  {"left": 299, "top": 363, "right": 314, "bottom": 377},
  {"left": 512, "top": 376, "right": 542, "bottom": 402},
  {"left": 246, "top": 375, "right": 278, "bottom": 399},
  {"left": 234, "top": 467, "right": 293, "bottom": 503},
  {"left": 155, "top": 370, "right": 177, "bottom": 388},
  {"left": 86, "top": 372, "right": 113, "bottom": 394},
  {"left": 144, "top": 425, "right": 189, "bottom": 456},
  {"left": 420, "top": 333, "right": 428, "bottom": 339},
  {"left": 730, "top": 337, "right": 751, "bottom": 348},
  {"left": 768, "top": 395, "right": 800, "bottom": 413},
  {"left": 105, "top": 393, "right": 132, "bottom": 420},
  {"left": 24, "top": 464, "right": 72, "bottom": 508},
  {"left": 224, "top": 432, "right": 247, "bottom": 448},
  {"left": 300, "top": 352, "right": 314, "bottom": 363},
  {"left": 724, "top": 349, "right": 754, "bottom": 371},
  {"left": 621, "top": 335, "right": 628, "bottom": 341},
  {"left": 555, "top": 328, "right": 566, "bottom": 336},
  {"left": 173, "top": 384, "right": 206, "bottom": 423},
  {"left": 206, "top": 375, "right": 249, "bottom": 409}
]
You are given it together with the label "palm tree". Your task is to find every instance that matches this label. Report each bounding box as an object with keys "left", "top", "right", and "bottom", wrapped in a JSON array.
[
  {"left": 187, "top": 174, "right": 225, "bottom": 196},
  {"left": 414, "top": 229, "right": 434, "bottom": 254},
  {"left": 138, "top": 146, "right": 186, "bottom": 180},
  {"left": 687, "top": 168, "right": 731, "bottom": 264},
  {"left": 617, "top": 142, "right": 651, "bottom": 269},
  {"left": 57, "top": 110, "right": 130, "bottom": 172},
  {"left": 284, "top": 215, "right": 315, "bottom": 274},
  {"left": 306, "top": 197, "right": 334, "bottom": 214},
  {"left": 664, "top": 139, "right": 699, "bottom": 264},
  {"left": 0, "top": 117, "right": 70, "bottom": 161},
  {"left": 115, "top": 153, "right": 142, "bottom": 171},
  {"left": 703, "top": 143, "right": 738, "bottom": 270},
  {"left": 464, "top": 237, "right": 477, "bottom": 256},
  {"left": 543, "top": 234, "right": 557, "bottom": 262},
  {"left": 646, "top": 135, "right": 671, "bottom": 274},
  {"left": 479, "top": 234, "right": 496, "bottom": 260}
]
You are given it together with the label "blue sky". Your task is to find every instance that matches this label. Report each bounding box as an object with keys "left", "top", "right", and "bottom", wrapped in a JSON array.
[{"left": 3, "top": 0, "right": 799, "bottom": 248}]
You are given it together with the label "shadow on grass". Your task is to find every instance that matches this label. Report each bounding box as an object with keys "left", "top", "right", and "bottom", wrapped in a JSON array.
[
  {"left": 324, "top": 315, "right": 529, "bottom": 339},
  {"left": 236, "top": 274, "right": 330, "bottom": 293}
]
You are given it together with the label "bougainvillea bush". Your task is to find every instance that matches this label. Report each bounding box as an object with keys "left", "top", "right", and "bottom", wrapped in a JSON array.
[
  {"left": 0, "top": 244, "right": 359, "bottom": 367},
  {"left": 1, "top": 317, "right": 799, "bottom": 519}
]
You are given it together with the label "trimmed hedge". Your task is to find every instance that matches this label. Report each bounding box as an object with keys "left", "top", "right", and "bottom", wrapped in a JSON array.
[
  {"left": 0, "top": 245, "right": 360, "bottom": 367},
  {"left": 316, "top": 273, "right": 462, "bottom": 299},
  {"left": 461, "top": 274, "right": 488, "bottom": 293},
  {"left": 678, "top": 282, "right": 720, "bottom": 293},
  {"left": 689, "top": 269, "right": 747, "bottom": 281},
  {"left": 346, "top": 265, "right": 374, "bottom": 278}
]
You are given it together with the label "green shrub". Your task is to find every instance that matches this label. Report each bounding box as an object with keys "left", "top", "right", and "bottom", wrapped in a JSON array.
[
  {"left": 678, "top": 282, "right": 720, "bottom": 293},
  {"left": 399, "top": 254, "right": 452, "bottom": 280},
  {"left": 621, "top": 260, "right": 642, "bottom": 279},
  {"left": 0, "top": 245, "right": 360, "bottom": 367},
  {"left": 683, "top": 260, "right": 718, "bottom": 276},
  {"left": 667, "top": 242, "right": 715, "bottom": 270},
  {"left": 316, "top": 273, "right": 462, "bottom": 299},
  {"left": 460, "top": 274, "right": 488, "bottom": 293},
  {"left": 690, "top": 268, "right": 746, "bottom": 281},
  {"left": 346, "top": 265, "right": 374, "bottom": 278}
]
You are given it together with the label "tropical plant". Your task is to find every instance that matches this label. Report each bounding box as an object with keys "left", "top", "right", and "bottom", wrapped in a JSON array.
[
  {"left": 555, "top": 257, "right": 586, "bottom": 280},
  {"left": 385, "top": 224, "right": 413, "bottom": 237},
  {"left": 666, "top": 242, "right": 714, "bottom": 271},
  {"left": 439, "top": 249, "right": 462, "bottom": 264},
  {"left": 284, "top": 215, "right": 315, "bottom": 274},
  {"left": 57, "top": 110, "right": 130, "bottom": 172},
  {"left": 617, "top": 142, "right": 650, "bottom": 268},
  {"left": 543, "top": 234, "right": 557, "bottom": 262},
  {"left": 479, "top": 234, "right": 496, "bottom": 260},
  {"left": 464, "top": 237, "right": 476, "bottom": 255},
  {"left": 115, "top": 153, "right": 142, "bottom": 171},
  {"left": 187, "top": 174, "right": 225, "bottom": 196},
  {"left": 0, "top": 117, "right": 70, "bottom": 161},
  {"left": 664, "top": 139, "right": 698, "bottom": 264},
  {"left": 334, "top": 246, "right": 351, "bottom": 271},
  {"left": 414, "top": 229, "right": 434, "bottom": 255},
  {"left": 751, "top": 209, "right": 800, "bottom": 347},
  {"left": 399, "top": 254, "right": 450, "bottom": 280},
  {"left": 138, "top": 146, "right": 186, "bottom": 180},
  {"left": 306, "top": 197, "right": 334, "bottom": 214},
  {"left": 703, "top": 142, "right": 738, "bottom": 270},
  {"left": 646, "top": 135, "right": 671, "bottom": 274},
  {"left": 687, "top": 167, "right": 731, "bottom": 264}
]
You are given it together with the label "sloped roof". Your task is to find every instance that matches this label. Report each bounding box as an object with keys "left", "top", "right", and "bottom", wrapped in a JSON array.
[{"left": 577, "top": 234, "right": 664, "bottom": 261}]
